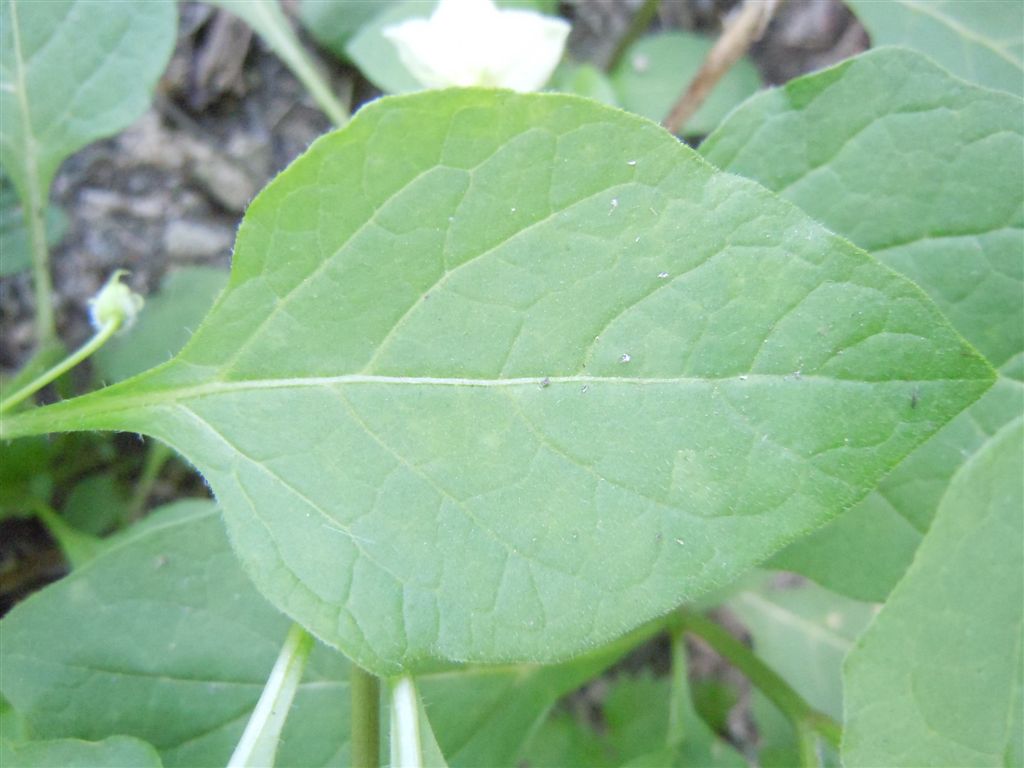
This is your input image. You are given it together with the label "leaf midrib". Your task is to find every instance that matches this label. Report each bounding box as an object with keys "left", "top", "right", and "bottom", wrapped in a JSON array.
[{"left": 6, "top": 0, "right": 44, "bottom": 205}]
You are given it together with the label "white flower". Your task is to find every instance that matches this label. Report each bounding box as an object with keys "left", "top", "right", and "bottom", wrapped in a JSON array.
[
  {"left": 88, "top": 270, "right": 144, "bottom": 332},
  {"left": 383, "top": 0, "right": 570, "bottom": 92}
]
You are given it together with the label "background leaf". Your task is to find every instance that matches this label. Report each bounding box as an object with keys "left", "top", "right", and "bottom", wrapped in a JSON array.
[
  {"left": 0, "top": 0, "right": 177, "bottom": 201},
  {"left": 845, "top": 0, "right": 1024, "bottom": 96},
  {"left": 702, "top": 46, "right": 1024, "bottom": 600},
  {"left": 2, "top": 90, "right": 993, "bottom": 676},
  {"left": 0, "top": 735, "right": 163, "bottom": 768},
  {"left": 521, "top": 666, "right": 745, "bottom": 767},
  {"left": 0, "top": 174, "right": 66, "bottom": 276},
  {"left": 610, "top": 31, "right": 762, "bottom": 135},
  {"left": 0, "top": 499, "right": 673, "bottom": 768},
  {"left": 842, "top": 419, "right": 1023, "bottom": 766},
  {"left": 299, "top": 0, "right": 400, "bottom": 60},
  {"left": 728, "top": 575, "right": 877, "bottom": 721}
]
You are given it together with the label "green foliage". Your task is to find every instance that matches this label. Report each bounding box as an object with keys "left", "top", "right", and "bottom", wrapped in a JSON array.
[
  {"left": 2, "top": 90, "right": 992, "bottom": 677},
  {"left": 299, "top": 0, "right": 400, "bottom": 60},
  {"left": 0, "top": 500, "right": 674, "bottom": 768},
  {"left": 523, "top": 637, "right": 745, "bottom": 767},
  {"left": 846, "top": 0, "right": 1024, "bottom": 96},
  {"left": 843, "top": 420, "right": 1023, "bottom": 766},
  {"left": 0, "top": 0, "right": 176, "bottom": 201},
  {"left": 729, "top": 575, "right": 877, "bottom": 721},
  {"left": 702, "top": 46, "right": 1024, "bottom": 600},
  {"left": 610, "top": 31, "right": 761, "bottom": 134},
  {"left": 0, "top": 175, "right": 66, "bottom": 276},
  {"left": 0, "top": 736, "right": 163, "bottom": 768},
  {"left": 2, "top": 7, "right": 1022, "bottom": 762}
]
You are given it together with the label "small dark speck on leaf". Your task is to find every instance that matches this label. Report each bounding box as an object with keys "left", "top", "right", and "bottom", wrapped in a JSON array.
[
  {"left": 911, "top": 387, "right": 919, "bottom": 409},
  {"left": 540, "top": 377, "right": 550, "bottom": 389}
]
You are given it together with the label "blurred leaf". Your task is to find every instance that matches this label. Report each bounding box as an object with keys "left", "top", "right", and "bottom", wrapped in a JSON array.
[
  {"left": 61, "top": 474, "right": 130, "bottom": 536},
  {"left": 728, "top": 575, "right": 876, "bottom": 721},
  {"left": 522, "top": 670, "right": 745, "bottom": 767},
  {"left": 0, "top": 0, "right": 176, "bottom": 202},
  {"left": 847, "top": 0, "right": 1023, "bottom": 96},
  {"left": 0, "top": 735, "right": 163, "bottom": 768},
  {"left": 0, "top": 175, "right": 67, "bottom": 276},
  {"left": 843, "top": 420, "right": 1023, "bottom": 766},
  {"left": 552, "top": 62, "right": 620, "bottom": 107},
  {"left": 94, "top": 266, "right": 229, "bottom": 384},
  {"left": 299, "top": 0, "right": 400, "bottom": 60},
  {"left": 611, "top": 31, "right": 761, "bottom": 134}
]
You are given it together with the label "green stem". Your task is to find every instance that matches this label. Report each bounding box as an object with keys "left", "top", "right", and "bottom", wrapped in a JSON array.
[
  {"left": 666, "top": 626, "right": 690, "bottom": 747},
  {"left": 128, "top": 441, "right": 173, "bottom": 519},
  {"left": 246, "top": 1, "right": 349, "bottom": 127},
  {"left": 9, "top": 0, "right": 56, "bottom": 345},
  {"left": 228, "top": 623, "right": 313, "bottom": 768},
  {"left": 606, "top": 0, "right": 661, "bottom": 72},
  {"left": 351, "top": 665, "right": 381, "bottom": 768},
  {"left": 0, "top": 320, "right": 119, "bottom": 414},
  {"left": 796, "top": 721, "right": 824, "bottom": 768},
  {"left": 676, "top": 610, "right": 842, "bottom": 752}
]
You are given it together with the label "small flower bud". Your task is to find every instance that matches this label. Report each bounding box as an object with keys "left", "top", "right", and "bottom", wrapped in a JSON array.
[{"left": 88, "top": 270, "right": 144, "bottom": 332}]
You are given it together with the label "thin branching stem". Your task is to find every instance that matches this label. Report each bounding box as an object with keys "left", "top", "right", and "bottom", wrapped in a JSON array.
[
  {"left": 662, "top": 0, "right": 778, "bottom": 135},
  {"left": 0, "top": 320, "right": 119, "bottom": 414},
  {"left": 606, "top": 0, "right": 661, "bottom": 73},
  {"left": 351, "top": 664, "right": 381, "bottom": 768},
  {"left": 676, "top": 609, "right": 841, "bottom": 757}
]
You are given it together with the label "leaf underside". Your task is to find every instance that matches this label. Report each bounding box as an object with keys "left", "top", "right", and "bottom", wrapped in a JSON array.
[{"left": 4, "top": 90, "right": 993, "bottom": 675}]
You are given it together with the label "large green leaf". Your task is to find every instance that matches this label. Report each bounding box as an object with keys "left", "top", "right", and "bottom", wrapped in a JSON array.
[
  {"left": 0, "top": 90, "right": 993, "bottom": 675},
  {"left": 0, "top": 0, "right": 176, "bottom": 202},
  {"left": 702, "top": 46, "right": 1024, "bottom": 600},
  {"left": 842, "top": 419, "right": 1023, "bottom": 766},
  {"left": 846, "top": 0, "right": 1023, "bottom": 97}
]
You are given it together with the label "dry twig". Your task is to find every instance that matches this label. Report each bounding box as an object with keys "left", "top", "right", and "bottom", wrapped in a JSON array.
[{"left": 662, "top": 0, "right": 779, "bottom": 135}]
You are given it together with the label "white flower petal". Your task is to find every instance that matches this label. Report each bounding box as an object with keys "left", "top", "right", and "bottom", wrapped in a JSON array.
[{"left": 382, "top": 0, "right": 570, "bottom": 92}]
